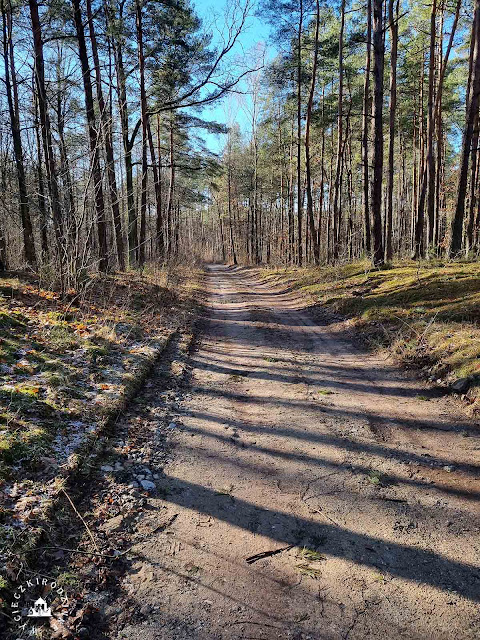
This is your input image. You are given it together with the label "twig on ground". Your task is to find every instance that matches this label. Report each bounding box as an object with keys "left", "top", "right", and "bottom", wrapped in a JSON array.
[
  {"left": 61, "top": 489, "right": 99, "bottom": 552},
  {"left": 31, "top": 545, "right": 132, "bottom": 560}
]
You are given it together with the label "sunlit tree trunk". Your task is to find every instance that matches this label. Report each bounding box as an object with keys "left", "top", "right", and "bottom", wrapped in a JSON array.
[
  {"left": 109, "top": 0, "right": 137, "bottom": 266},
  {"left": 371, "top": 0, "right": 385, "bottom": 266},
  {"left": 305, "top": 0, "right": 320, "bottom": 265},
  {"left": 296, "top": 0, "right": 304, "bottom": 265},
  {"left": 362, "top": 0, "right": 372, "bottom": 256},
  {"left": 450, "top": 0, "right": 480, "bottom": 256},
  {"left": 386, "top": 0, "right": 399, "bottom": 262},
  {"left": 332, "top": 0, "right": 346, "bottom": 260},
  {"left": 147, "top": 116, "right": 165, "bottom": 260},
  {"left": 136, "top": 0, "right": 147, "bottom": 267}
]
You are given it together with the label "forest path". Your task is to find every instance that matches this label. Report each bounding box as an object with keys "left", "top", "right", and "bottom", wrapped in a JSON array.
[{"left": 115, "top": 264, "right": 480, "bottom": 639}]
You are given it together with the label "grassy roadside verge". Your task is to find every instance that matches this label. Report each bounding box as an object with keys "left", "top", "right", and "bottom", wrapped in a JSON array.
[
  {"left": 0, "top": 265, "right": 201, "bottom": 579},
  {"left": 260, "top": 260, "right": 480, "bottom": 411}
]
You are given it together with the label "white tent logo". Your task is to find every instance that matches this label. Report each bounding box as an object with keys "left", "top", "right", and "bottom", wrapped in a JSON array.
[{"left": 27, "top": 597, "right": 52, "bottom": 618}]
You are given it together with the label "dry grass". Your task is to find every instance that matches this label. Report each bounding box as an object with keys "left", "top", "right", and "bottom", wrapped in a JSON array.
[{"left": 261, "top": 259, "right": 480, "bottom": 410}]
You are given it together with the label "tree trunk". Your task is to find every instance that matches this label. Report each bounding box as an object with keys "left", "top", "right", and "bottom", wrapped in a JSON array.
[
  {"left": 333, "top": 0, "right": 346, "bottom": 260},
  {"left": 362, "top": 0, "right": 372, "bottom": 256},
  {"left": 109, "top": 0, "right": 137, "bottom": 266},
  {"left": 318, "top": 85, "right": 326, "bottom": 258},
  {"left": 28, "top": 0, "right": 64, "bottom": 268},
  {"left": 288, "top": 118, "right": 295, "bottom": 263},
  {"left": 136, "top": 0, "right": 147, "bottom": 267},
  {"left": 414, "top": 0, "right": 437, "bottom": 258},
  {"left": 450, "top": 0, "right": 480, "bottom": 256},
  {"left": 466, "top": 117, "right": 479, "bottom": 251},
  {"left": 147, "top": 116, "right": 165, "bottom": 260},
  {"left": 228, "top": 146, "right": 237, "bottom": 265},
  {"left": 72, "top": 0, "right": 108, "bottom": 272},
  {"left": 166, "top": 114, "right": 175, "bottom": 257},
  {"left": 386, "top": 0, "right": 399, "bottom": 262},
  {"left": 88, "top": 0, "right": 125, "bottom": 270},
  {"left": 33, "top": 84, "right": 49, "bottom": 261},
  {"left": 305, "top": 0, "right": 320, "bottom": 265},
  {"left": 371, "top": 0, "right": 385, "bottom": 266},
  {"left": 2, "top": 0, "right": 36, "bottom": 267},
  {"left": 55, "top": 55, "right": 77, "bottom": 255},
  {"left": 296, "top": 0, "right": 304, "bottom": 266}
]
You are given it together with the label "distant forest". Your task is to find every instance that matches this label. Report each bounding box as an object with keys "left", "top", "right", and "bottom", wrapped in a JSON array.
[{"left": 1, "top": 0, "right": 480, "bottom": 284}]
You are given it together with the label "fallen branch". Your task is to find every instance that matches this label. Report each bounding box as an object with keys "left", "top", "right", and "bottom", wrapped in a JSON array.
[{"left": 245, "top": 545, "right": 293, "bottom": 565}]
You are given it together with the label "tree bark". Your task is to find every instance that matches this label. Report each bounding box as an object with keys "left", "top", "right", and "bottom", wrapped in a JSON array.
[
  {"left": 33, "top": 83, "right": 49, "bottom": 261},
  {"left": 305, "top": 0, "right": 320, "bottom": 265},
  {"left": 166, "top": 113, "right": 175, "bottom": 256},
  {"left": 371, "top": 0, "right": 385, "bottom": 266},
  {"left": 136, "top": 0, "right": 147, "bottom": 267},
  {"left": 450, "top": 0, "right": 480, "bottom": 256},
  {"left": 333, "top": 0, "right": 346, "bottom": 261},
  {"left": 362, "top": 0, "right": 372, "bottom": 255},
  {"left": 55, "top": 54, "right": 77, "bottom": 254},
  {"left": 385, "top": 0, "right": 399, "bottom": 262},
  {"left": 296, "top": 0, "right": 304, "bottom": 265},
  {"left": 147, "top": 116, "right": 165, "bottom": 260}
]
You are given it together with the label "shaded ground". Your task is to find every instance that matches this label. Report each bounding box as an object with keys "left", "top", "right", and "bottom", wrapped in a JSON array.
[{"left": 95, "top": 265, "right": 480, "bottom": 639}]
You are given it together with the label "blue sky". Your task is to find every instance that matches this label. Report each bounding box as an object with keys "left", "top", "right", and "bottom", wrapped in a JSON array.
[{"left": 193, "top": 0, "right": 274, "bottom": 154}]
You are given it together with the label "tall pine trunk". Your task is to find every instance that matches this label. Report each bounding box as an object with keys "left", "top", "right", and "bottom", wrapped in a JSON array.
[
  {"left": 166, "top": 113, "right": 175, "bottom": 257},
  {"left": 33, "top": 84, "right": 49, "bottom": 261},
  {"left": 414, "top": 0, "right": 437, "bottom": 258},
  {"left": 362, "top": 0, "right": 372, "bottom": 255},
  {"left": 109, "top": 0, "right": 137, "bottom": 266},
  {"left": 305, "top": 0, "right": 320, "bottom": 265},
  {"left": 385, "top": 0, "right": 399, "bottom": 261},
  {"left": 371, "top": 0, "right": 385, "bottom": 266},
  {"left": 296, "top": 0, "right": 304, "bottom": 265},
  {"left": 136, "top": 0, "right": 147, "bottom": 267},
  {"left": 147, "top": 116, "right": 165, "bottom": 260},
  {"left": 450, "top": 0, "right": 480, "bottom": 256},
  {"left": 333, "top": 0, "right": 346, "bottom": 260}
]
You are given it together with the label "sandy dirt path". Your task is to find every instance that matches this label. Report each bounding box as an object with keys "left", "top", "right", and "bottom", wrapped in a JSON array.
[{"left": 114, "top": 265, "right": 480, "bottom": 640}]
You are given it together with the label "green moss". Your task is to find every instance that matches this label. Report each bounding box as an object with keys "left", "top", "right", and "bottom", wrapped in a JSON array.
[{"left": 47, "top": 324, "right": 79, "bottom": 351}]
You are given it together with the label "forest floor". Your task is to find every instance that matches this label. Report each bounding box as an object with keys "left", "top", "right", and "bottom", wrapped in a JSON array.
[
  {"left": 2, "top": 264, "right": 480, "bottom": 639},
  {"left": 0, "top": 266, "right": 200, "bottom": 628}
]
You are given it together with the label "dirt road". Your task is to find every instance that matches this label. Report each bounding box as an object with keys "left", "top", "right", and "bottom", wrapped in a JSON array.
[{"left": 112, "top": 265, "right": 480, "bottom": 639}]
